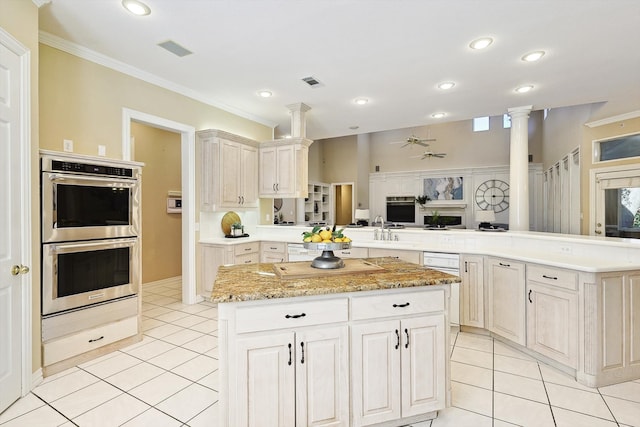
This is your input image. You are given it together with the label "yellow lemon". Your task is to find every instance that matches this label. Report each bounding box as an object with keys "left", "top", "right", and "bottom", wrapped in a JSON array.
[
  {"left": 322, "top": 239, "right": 332, "bottom": 243},
  {"left": 303, "top": 236, "right": 312, "bottom": 243},
  {"left": 334, "top": 237, "right": 343, "bottom": 242},
  {"left": 311, "top": 234, "right": 322, "bottom": 243},
  {"left": 342, "top": 237, "right": 351, "bottom": 243},
  {"left": 319, "top": 229, "right": 332, "bottom": 240}
]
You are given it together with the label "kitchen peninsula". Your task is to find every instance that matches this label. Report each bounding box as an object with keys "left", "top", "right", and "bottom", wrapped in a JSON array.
[{"left": 212, "top": 257, "right": 459, "bottom": 427}]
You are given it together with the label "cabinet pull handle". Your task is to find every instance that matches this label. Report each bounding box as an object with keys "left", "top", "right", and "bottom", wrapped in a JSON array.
[
  {"left": 343, "top": 251, "right": 350, "bottom": 254},
  {"left": 528, "top": 289, "right": 533, "bottom": 303},
  {"left": 465, "top": 261, "right": 468, "bottom": 273},
  {"left": 393, "top": 302, "right": 410, "bottom": 308},
  {"left": 273, "top": 183, "right": 276, "bottom": 191},
  {"left": 238, "top": 196, "right": 241, "bottom": 204},
  {"left": 404, "top": 328, "right": 409, "bottom": 349},
  {"left": 542, "top": 274, "right": 558, "bottom": 280},
  {"left": 499, "top": 262, "right": 511, "bottom": 267},
  {"left": 395, "top": 329, "right": 400, "bottom": 350},
  {"left": 270, "top": 246, "right": 277, "bottom": 250},
  {"left": 245, "top": 247, "right": 252, "bottom": 251},
  {"left": 288, "top": 343, "right": 292, "bottom": 366},
  {"left": 241, "top": 196, "right": 245, "bottom": 204},
  {"left": 285, "top": 313, "right": 306, "bottom": 319},
  {"left": 300, "top": 342, "right": 305, "bottom": 364},
  {"left": 89, "top": 336, "right": 104, "bottom": 343}
]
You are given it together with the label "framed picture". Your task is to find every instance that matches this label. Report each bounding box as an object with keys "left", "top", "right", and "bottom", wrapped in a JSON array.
[{"left": 423, "top": 177, "right": 464, "bottom": 200}]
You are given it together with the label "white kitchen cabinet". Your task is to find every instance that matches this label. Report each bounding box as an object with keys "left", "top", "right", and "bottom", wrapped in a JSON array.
[
  {"left": 302, "top": 182, "right": 331, "bottom": 225},
  {"left": 259, "top": 138, "right": 312, "bottom": 198},
  {"left": 225, "top": 297, "right": 350, "bottom": 427},
  {"left": 486, "top": 257, "right": 526, "bottom": 346},
  {"left": 196, "top": 129, "right": 259, "bottom": 211},
  {"left": 369, "top": 248, "right": 422, "bottom": 265},
  {"left": 334, "top": 247, "right": 368, "bottom": 259},
  {"left": 526, "top": 264, "right": 578, "bottom": 368},
  {"left": 351, "top": 289, "right": 447, "bottom": 426},
  {"left": 200, "top": 242, "right": 259, "bottom": 294},
  {"left": 460, "top": 255, "right": 484, "bottom": 328},
  {"left": 260, "top": 241, "right": 287, "bottom": 263}
]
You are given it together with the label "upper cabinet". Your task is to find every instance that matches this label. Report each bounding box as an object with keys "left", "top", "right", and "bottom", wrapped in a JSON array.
[
  {"left": 196, "top": 129, "right": 259, "bottom": 211},
  {"left": 259, "top": 138, "right": 312, "bottom": 198}
]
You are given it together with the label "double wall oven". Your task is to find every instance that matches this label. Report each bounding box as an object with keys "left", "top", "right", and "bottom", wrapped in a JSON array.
[{"left": 41, "top": 153, "right": 142, "bottom": 316}]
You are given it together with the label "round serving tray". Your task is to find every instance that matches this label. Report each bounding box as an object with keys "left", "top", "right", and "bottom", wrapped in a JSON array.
[{"left": 302, "top": 242, "right": 352, "bottom": 269}]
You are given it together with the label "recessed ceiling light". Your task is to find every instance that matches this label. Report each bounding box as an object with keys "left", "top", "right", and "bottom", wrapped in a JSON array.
[
  {"left": 258, "top": 90, "right": 272, "bottom": 98},
  {"left": 515, "top": 85, "right": 534, "bottom": 93},
  {"left": 122, "top": 0, "right": 151, "bottom": 16},
  {"left": 431, "top": 112, "right": 446, "bottom": 119},
  {"left": 437, "top": 82, "right": 456, "bottom": 90},
  {"left": 522, "top": 51, "right": 545, "bottom": 62},
  {"left": 354, "top": 98, "right": 369, "bottom": 105},
  {"left": 469, "top": 37, "right": 493, "bottom": 50}
]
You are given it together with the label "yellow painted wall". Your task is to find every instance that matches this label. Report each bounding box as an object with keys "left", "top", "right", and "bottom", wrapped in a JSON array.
[
  {"left": 1, "top": 0, "right": 41, "bottom": 374},
  {"left": 132, "top": 123, "right": 182, "bottom": 283},
  {"left": 39, "top": 44, "right": 273, "bottom": 159}
]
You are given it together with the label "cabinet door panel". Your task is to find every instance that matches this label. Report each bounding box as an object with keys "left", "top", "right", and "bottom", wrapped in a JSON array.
[
  {"left": 276, "top": 145, "right": 295, "bottom": 195},
  {"left": 351, "top": 320, "right": 401, "bottom": 426},
  {"left": 526, "top": 283, "right": 577, "bottom": 368},
  {"left": 236, "top": 333, "right": 295, "bottom": 427},
  {"left": 241, "top": 144, "right": 258, "bottom": 206},
  {"left": 400, "top": 315, "right": 446, "bottom": 417},
  {"left": 220, "top": 140, "right": 241, "bottom": 206},
  {"left": 487, "top": 258, "right": 526, "bottom": 345},
  {"left": 461, "top": 256, "right": 484, "bottom": 328},
  {"left": 296, "top": 326, "right": 349, "bottom": 427},
  {"left": 259, "top": 147, "right": 277, "bottom": 195}
]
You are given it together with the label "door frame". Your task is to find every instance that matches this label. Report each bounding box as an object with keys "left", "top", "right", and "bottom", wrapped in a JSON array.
[
  {"left": 0, "top": 26, "right": 33, "bottom": 396},
  {"left": 331, "top": 182, "right": 356, "bottom": 224},
  {"left": 121, "top": 108, "right": 200, "bottom": 304},
  {"left": 589, "top": 163, "right": 640, "bottom": 236}
]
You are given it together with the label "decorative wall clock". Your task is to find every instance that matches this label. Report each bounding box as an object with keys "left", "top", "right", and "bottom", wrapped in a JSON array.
[{"left": 475, "top": 179, "right": 510, "bottom": 212}]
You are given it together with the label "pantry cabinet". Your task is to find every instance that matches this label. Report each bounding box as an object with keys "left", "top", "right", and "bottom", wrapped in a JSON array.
[
  {"left": 196, "top": 129, "right": 259, "bottom": 211},
  {"left": 486, "top": 257, "right": 526, "bottom": 346},
  {"left": 460, "top": 255, "right": 484, "bottom": 328},
  {"left": 259, "top": 138, "right": 312, "bottom": 198}
]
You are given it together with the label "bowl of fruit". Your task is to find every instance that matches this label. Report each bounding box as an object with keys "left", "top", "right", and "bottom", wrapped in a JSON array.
[{"left": 301, "top": 226, "right": 352, "bottom": 269}]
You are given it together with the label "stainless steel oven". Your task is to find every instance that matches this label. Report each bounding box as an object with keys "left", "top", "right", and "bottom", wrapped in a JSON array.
[
  {"left": 41, "top": 155, "right": 141, "bottom": 243},
  {"left": 386, "top": 196, "right": 416, "bottom": 223},
  {"left": 42, "top": 237, "right": 140, "bottom": 316}
]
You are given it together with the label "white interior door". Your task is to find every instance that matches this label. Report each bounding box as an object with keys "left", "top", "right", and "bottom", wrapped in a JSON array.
[{"left": 0, "top": 35, "right": 29, "bottom": 414}]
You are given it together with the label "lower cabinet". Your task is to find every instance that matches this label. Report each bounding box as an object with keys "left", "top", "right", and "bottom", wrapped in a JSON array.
[
  {"left": 351, "top": 315, "right": 445, "bottom": 426},
  {"left": 368, "top": 248, "right": 422, "bottom": 265},
  {"left": 260, "top": 241, "right": 287, "bottom": 263},
  {"left": 219, "top": 287, "right": 448, "bottom": 427},
  {"left": 236, "top": 326, "right": 349, "bottom": 427},
  {"left": 526, "top": 264, "right": 578, "bottom": 368},
  {"left": 486, "top": 257, "right": 526, "bottom": 346},
  {"left": 200, "top": 242, "right": 260, "bottom": 293},
  {"left": 460, "top": 255, "right": 484, "bottom": 328}
]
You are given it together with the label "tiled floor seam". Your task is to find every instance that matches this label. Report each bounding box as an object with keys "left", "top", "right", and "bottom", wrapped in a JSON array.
[
  {"left": 596, "top": 388, "right": 622, "bottom": 426},
  {"left": 536, "top": 362, "right": 557, "bottom": 426}
]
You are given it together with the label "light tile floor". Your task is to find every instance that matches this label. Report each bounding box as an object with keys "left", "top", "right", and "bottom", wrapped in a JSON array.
[{"left": 2, "top": 280, "right": 640, "bottom": 426}]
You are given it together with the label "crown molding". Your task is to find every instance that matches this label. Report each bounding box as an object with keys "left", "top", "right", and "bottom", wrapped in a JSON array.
[
  {"left": 32, "top": 0, "right": 51, "bottom": 7},
  {"left": 38, "top": 31, "right": 277, "bottom": 129},
  {"left": 585, "top": 110, "right": 640, "bottom": 128}
]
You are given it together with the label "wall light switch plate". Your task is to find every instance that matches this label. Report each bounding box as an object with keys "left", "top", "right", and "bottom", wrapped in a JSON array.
[
  {"left": 98, "top": 145, "right": 106, "bottom": 156},
  {"left": 63, "top": 139, "right": 73, "bottom": 152}
]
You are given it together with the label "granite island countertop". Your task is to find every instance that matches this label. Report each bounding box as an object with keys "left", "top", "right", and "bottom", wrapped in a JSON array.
[{"left": 211, "top": 257, "right": 460, "bottom": 303}]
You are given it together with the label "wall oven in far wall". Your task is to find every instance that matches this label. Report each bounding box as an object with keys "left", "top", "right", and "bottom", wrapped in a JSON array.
[{"left": 386, "top": 196, "right": 416, "bottom": 223}]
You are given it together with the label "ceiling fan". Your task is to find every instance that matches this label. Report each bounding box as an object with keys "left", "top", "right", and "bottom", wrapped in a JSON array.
[
  {"left": 390, "top": 135, "right": 436, "bottom": 148},
  {"left": 411, "top": 150, "right": 447, "bottom": 159}
]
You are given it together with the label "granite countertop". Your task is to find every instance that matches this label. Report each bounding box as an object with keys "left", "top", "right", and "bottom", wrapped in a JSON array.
[{"left": 211, "top": 257, "right": 460, "bottom": 303}]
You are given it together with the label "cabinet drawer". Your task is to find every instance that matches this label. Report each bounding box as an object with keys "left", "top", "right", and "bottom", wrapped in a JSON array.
[
  {"left": 235, "top": 252, "right": 259, "bottom": 265},
  {"left": 43, "top": 316, "right": 138, "bottom": 366},
  {"left": 234, "top": 241, "right": 260, "bottom": 257},
  {"left": 260, "top": 241, "right": 286, "bottom": 253},
  {"left": 351, "top": 289, "right": 445, "bottom": 321},
  {"left": 236, "top": 298, "right": 348, "bottom": 333},
  {"left": 528, "top": 264, "right": 577, "bottom": 290},
  {"left": 335, "top": 247, "right": 368, "bottom": 258}
]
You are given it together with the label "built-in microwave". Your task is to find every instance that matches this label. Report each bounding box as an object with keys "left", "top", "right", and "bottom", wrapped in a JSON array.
[
  {"left": 41, "top": 155, "right": 141, "bottom": 243},
  {"left": 386, "top": 196, "right": 416, "bottom": 223}
]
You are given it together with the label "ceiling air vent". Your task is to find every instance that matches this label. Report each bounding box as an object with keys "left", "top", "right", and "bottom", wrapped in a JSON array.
[
  {"left": 157, "top": 40, "right": 193, "bottom": 57},
  {"left": 301, "top": 76, "right": 323, "bottom": 88}
]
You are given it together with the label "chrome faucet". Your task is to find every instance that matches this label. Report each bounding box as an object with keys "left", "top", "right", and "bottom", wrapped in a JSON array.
[{"left": 373, "top": 215, "right": 385, "bottom": 240}]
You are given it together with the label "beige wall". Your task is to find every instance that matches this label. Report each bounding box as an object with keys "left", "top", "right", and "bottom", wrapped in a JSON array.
[
  {"left": 132, "top": 123, "right": 182, "bottom": 283},
  {"left": 1, "top": 0, "right": 41, "bottom": 375},
  {"left": 39, "top": 44, "right": 273, "bottom": 159}
]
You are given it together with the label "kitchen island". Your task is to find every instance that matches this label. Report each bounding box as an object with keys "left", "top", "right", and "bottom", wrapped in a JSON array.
[{"left": 212, "top": 257, "right": 459, "bottom": 427}]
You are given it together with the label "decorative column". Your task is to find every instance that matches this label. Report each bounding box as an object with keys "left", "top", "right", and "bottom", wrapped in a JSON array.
[
  {"left": 286, "top": 102, "right": 311, "bottom": 138},
  {"left": 507, "top": 105, "right": 532, "bottom": 231}
]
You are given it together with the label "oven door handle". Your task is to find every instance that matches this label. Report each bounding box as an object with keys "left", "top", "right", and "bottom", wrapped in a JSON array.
[
  {"left": 47, "top": 173, "right": 137, "bottom": 186},
  {"left": 50, "top": 238, "right": 138, "bottom": 251}
]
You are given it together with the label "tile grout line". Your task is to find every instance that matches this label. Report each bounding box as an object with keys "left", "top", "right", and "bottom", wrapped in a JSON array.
[
  {"left": 537, "top": 361, "right": 557, "bottom": 426},
  {"left": 596, "top": 387, "right": 621, "bottom": 426}
]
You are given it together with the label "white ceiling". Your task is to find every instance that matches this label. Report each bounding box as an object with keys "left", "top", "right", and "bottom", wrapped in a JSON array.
[{"left": 38, "top": 0, "right": 640, "bottom": 140}]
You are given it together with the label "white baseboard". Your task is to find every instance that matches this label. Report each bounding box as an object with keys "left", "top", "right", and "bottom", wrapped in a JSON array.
[{"left": 30, "top": 368, "right": 43, "bottom": 391}]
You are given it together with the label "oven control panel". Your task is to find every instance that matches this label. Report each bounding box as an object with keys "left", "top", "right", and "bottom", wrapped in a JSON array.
[{"left": 48, "top": 160, "right": 134, "bottom": 177}]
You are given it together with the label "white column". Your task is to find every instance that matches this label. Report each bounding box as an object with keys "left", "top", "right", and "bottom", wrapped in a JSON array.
[
  {"left": 286, "top": 102, "right": 311, "bottom": 138},
  {"left": 507, "top": 105, "right": 532, "bottom": 231}
]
